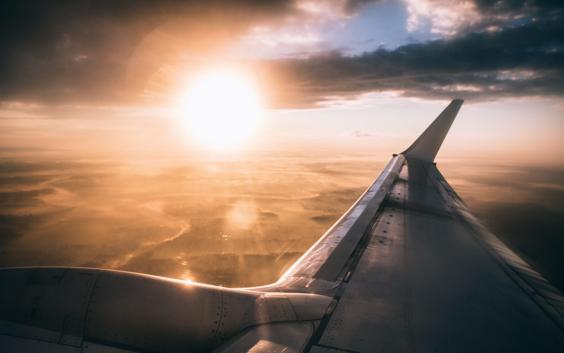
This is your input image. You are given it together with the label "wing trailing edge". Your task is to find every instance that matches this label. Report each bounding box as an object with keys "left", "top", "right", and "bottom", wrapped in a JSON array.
[{"left": 402, "top": 98, "right": 463, "bottom": 162}]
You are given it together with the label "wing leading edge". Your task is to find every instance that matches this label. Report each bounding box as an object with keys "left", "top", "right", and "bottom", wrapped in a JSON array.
[
  {"left": 265, "top": 99, "right": 564, "bottom": 352},
  {"left": 403, "top": 98, "right": 463, "bottom": 162},
  {"left": 265, "top": 98, "right": 464, "bottom": 293}
]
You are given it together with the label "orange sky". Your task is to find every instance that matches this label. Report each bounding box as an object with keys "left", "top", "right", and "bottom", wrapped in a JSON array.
[{"left": 1, "top": 95, "right": 563, "bottom": 168}]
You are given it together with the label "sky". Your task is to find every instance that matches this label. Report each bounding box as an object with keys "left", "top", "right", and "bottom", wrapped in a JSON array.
[
  {"left": 1, "top": 0, "right": 563, "bottom": 163},
  {"left": 0, "top": 0, "right": 564, "bottom": 287}
]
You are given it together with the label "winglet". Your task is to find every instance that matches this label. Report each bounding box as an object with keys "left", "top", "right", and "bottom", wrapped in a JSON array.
[{"left": 402, "top": 99, "right": 463, "bottom": 163}]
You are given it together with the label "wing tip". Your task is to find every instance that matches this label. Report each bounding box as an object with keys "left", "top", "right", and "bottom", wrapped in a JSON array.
[{"left": 402, "top": 99, "right": 464, "bottom": 163}]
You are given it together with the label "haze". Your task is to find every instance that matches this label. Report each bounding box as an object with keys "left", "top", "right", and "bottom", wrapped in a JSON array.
[{"left": 1, "top": 0, "right": 563, "bottom": 289}]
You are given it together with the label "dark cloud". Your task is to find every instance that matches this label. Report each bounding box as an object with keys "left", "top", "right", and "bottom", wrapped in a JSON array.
[
  {"left": 0, "top": 0, "right": 563, "bottom": 106},
  {"left": 266, "top": 15, "right": 564, "bottom": 106},
  {"left": 0, "top": 0, "right": 294, "bottom": 103},
  {"left": 474, "top": 0, "right": 563, "bottom": 14}
]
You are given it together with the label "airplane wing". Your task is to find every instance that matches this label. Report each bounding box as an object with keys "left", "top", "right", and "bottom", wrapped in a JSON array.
[{"left": 2, "top": 100, "right": 564, "bottom": 353}]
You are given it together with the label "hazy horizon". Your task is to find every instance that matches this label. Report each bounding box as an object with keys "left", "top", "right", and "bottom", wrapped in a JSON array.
[
  {"left": 1, "top": 148, "right": 563, "bottom": 290},
  {"left": 1, "top": 0, "right": 563, "bottom": 290}
]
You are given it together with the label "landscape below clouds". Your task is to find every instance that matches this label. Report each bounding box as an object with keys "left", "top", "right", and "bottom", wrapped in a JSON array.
[{"left": 1, "top": 154, "right": 563, "bottom": 289}]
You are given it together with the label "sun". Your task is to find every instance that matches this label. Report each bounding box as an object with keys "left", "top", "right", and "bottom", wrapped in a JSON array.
[{"left": 178, "top": 68, "right": 263, "bottom": 150}]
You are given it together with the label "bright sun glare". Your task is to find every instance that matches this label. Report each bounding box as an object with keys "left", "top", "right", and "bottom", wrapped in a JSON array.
[{"left": 178, "top": 68, "right": 263, "bottom": 150}]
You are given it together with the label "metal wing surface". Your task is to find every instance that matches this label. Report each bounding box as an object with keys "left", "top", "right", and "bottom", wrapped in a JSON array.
[{"left": 2, "top": 100, "right": 564, "bottom": 353}]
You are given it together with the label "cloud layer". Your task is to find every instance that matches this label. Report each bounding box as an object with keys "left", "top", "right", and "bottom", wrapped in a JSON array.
[
  {"left": 0, "top": 0, "right": 563, "bottom": 107},
  {"left": 268, "top": 17, "right": 564, "bottom": 106},
  {"left": 1, "top": 155, "right": 564, "bottom": 289}
]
